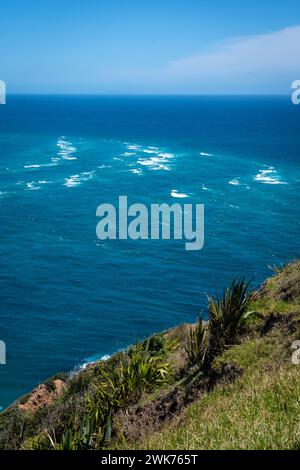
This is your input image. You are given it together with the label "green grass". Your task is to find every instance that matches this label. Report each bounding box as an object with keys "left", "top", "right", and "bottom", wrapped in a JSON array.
[
  {"left": 138, "top": 365, "right": 300, "bottom": 450},
  {"left": 133, "top": 329, "right": 300, "bottom": 450},
  {"left": 2, "top": 261, "right": 300, "bottom": 451}
]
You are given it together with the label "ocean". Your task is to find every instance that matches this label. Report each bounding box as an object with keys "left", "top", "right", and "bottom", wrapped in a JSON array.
[{"left": 0, "top": 95, "right": 300, "bottom": 409}]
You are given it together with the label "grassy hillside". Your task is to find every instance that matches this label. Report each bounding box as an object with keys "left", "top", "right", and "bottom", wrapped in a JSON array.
[{"left": 1, "top": 261, "right": 300, "bottom": 450}]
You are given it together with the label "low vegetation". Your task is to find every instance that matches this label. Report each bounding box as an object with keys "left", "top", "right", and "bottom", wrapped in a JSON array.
[{"left": 1, "top": 261, "right": 300, "bottom": 450}]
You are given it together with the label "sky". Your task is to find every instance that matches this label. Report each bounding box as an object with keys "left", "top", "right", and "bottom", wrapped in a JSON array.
[{"left": 1, "top": 0, "right": 300, "bottom": 94}]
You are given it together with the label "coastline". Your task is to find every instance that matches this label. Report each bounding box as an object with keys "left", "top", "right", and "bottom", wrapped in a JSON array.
[{"left": 1, "top": 260, "right": 300, "bottom": 450}]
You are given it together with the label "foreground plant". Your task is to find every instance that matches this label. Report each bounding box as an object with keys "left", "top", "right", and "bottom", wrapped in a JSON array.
[
  {"left": 28, "top": 340, "right": 173, "bottom": 450},
  {"left": 119, "top": 341, "right": 172, "bottom": 401},
  {"left": 185, "top": 316, "right": 208, "bottom": 367},
  {"left": 208, "top": 278, "right": 255, "bottom": 355}
]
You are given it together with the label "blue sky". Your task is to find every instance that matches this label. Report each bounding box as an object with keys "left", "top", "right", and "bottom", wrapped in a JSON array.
[{"left": 1, "top": 0, "right": 299, "bottom": 94}]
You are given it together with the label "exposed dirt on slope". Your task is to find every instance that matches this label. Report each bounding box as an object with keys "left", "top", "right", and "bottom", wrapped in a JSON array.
[
  {"left": 19, "top": 379, "right": 66, "bottom": 413},
  {"left": 114, "top": 363, "right": 243, "bottom": 443}
]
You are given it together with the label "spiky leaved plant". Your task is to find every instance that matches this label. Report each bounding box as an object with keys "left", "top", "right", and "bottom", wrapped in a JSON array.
[
  {"left": 208, "top": 278, "right": 255, "bottom": 355},
  {"left": 185, "top": 316, "right": 208, "bottom": 367},
  {"left": 119, "top": 341, "right": 172, "bottom": 401}
]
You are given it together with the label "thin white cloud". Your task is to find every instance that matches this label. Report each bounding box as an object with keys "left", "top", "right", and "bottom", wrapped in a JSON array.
[
  {"left": 101, "top": 25, "right": 300, "bottom": 94},
  {"left": 169, "top": 25, "right": 300, "bottom": 89}
]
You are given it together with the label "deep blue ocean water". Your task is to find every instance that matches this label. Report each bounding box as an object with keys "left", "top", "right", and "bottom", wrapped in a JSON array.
[{"left": 0, "top": 95, "right": 300, "bottom": 409}]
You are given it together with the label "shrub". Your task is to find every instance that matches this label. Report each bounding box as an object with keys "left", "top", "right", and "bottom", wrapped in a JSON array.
[
  {"left": 119, "top": 342, "right": 172, "bottom": 402},
  {"left": 208, "top": 278, "right": 255, "bottom": 355},
  {"left": 30, "top": 341, "right": 173, "bottom": 450},
  {"left": 185, "top": 316, "right": 208, "bottom": 367}
]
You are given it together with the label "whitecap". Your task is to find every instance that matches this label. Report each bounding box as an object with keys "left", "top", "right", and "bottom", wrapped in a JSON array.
[
  {"left": 61, "top": 155, "right": 77, "bottom": 161},
  {"left": 24, "top": 164, "right": 42, "bottom": 169},
  {"left": 142, "top": 149, "right": 159, "bottom": 154},
  {"left": 127, "top": 144, "right": 140, "bottom": 150},
  {"left": 229, "top": 179, "right": 240, "bottom": 186},
  {"left": 56, "top": 137, "right": 77, "bottom": 161},
  {"left": 157, "top": 152, "right": 174, "bottom": 159},
  {"left": 171, "top": 189, "right": 189, "bottom": 198},
  {"left": 64, "top": 175, "right": 80, "bottom": 187},
  {"left": 26, "top": 182, "right": 41, "bottom": 191},
  {"left": 138, "top": 158, "right": 158, "bottom": 166},
  {"left": 137, "top": 157, "right": 171, "bottom": 171},
  {"left": 24, "top": 163, "right": 57, "bottom": 169},
  {"left": 64, "top": 171, "right": 95, "bottom": 188},
  {"left": 254, "top": 167, "right": 287, "bottom": 185},
  {"left": 137, "top": 152, "right": 173, "bottom": 172},
  {"left": 122, "top": 152, "right": 136, "bottom": 157},
  {"left": 200, "top": 152, "right": 213, "bottom": 156}
]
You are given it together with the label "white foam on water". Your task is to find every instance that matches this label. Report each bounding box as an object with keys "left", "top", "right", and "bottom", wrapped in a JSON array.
[
  {"left": 137, "top": 151, "right": 173, "bottom": 172},
  {"left": 26, "top": 181, "right": 41, "bottom": 191},
  {"left": 24, "top": 136, "right": 77, "bottom": 170},
  {"left": 64, "top": 171, "right": 95, "bottom": 188},
  {"left": 24, "top": 163, "right": 57, "bottom": 169},
  {"left": 127, "top": 144, "right": 140, "bottom": 150},
  {"left": 229, "top": 178, "right": 240, "bottom": 186},
  {"left": 200, "top": 152, "right": 213, "bottom": 156},
  {"left": 171, "top": 189, "right": 189, "bottom": 198},
  {"left": 61, "top": 155, "right": 77, "bottom": 161},
  {"left": 24, "top": 164, "right": 42, "bottom": 169},
  {"left": 157, "top": 152, "right": 174, "bottom": 159},
  {"left": 142, "top": 148, "right": 160, "bottom": 154},
  {"left": 79, "top": 354, "right": 111, "bottom": 371},
  {"left": 123, "top": 143, "right": 175, "bottom": 172},
  {"left": 56, "top": 137, "right": 78, "bottom": 161},
  {"left": 129, "top": 168, "right": 143, "bottom": 175},
  {"left": 254, "top": 167, "right": 287, "bottom": 185}
]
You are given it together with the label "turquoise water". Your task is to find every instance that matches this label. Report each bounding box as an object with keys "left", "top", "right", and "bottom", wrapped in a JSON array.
[{"left": 0, "top": 95, "right": 300, "bottom": 409}]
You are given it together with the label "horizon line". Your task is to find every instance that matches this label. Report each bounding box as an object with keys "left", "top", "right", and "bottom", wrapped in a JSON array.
[{"left": 5, "top": 93, "right": 291, "bottom": 98}]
